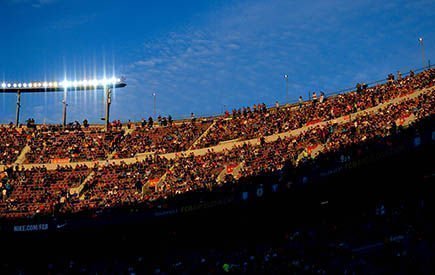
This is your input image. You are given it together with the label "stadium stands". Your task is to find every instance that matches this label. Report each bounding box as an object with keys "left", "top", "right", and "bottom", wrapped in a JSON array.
[
  {"left": 193, "top": 68, "right": 435, "bottom": 148},
  {"left": 79, "top": 156, "right": 171, "bottom": 211},
  {"left": 0, "top": 165, "right": 90, "bottom": 219},
  {"left": 25, "top": 127, "right": 125, "bottom": 164},
  {"left": 0, "top": 68, "right": 429, "bottom": 166},
  {"left": 116, "top": 120, "right": 212, "bottom": 158},
  {"left": 0, "top": 68, "right": 434, "bottom": 220},
  {"left": 0, "top": 126, "right": 30, "bottom": 165}
]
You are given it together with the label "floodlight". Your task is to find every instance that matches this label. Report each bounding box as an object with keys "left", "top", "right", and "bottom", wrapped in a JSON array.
[{"left": 0, "top": 76, "right": 125, "bottom": 93}]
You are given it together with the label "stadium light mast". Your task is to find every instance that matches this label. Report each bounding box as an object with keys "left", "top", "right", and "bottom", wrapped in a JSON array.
[
  {"left": 62, "top": 92, "right": 68, "bottom": 128},
  {"left": 284, "top": 74, "right": 289, "bottom": 104},
  {"left": 105, "top": 87, "right": 112, "bottom": 130},
  {"left": 418, "top": 37, "right": 426, "bottom": 68},
  {"left": 153, "top": 92, "right": 156, "bottom": 118},
  {"left": 0, "top": 78, "right": 126, "bottom": 127},
  {"left": 15, "top": 90, "right": 21, "bottom": 127}
]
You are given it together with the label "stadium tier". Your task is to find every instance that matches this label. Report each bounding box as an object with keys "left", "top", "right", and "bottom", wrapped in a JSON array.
[
  {"left": 0, "top": 68, "right": 434, "bottom": 220},
  {"left": 116, "top": 120, "right": 212, "bottom": 158},
  {"left": 25, "top": 128, "right": 125, "bottom": 163}
]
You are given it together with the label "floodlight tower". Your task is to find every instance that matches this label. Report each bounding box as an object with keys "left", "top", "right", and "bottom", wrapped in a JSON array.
[
  {"left": 153, "top": 92, "right": 156, "bottom": 118},
  {"left": 0, "top": 78, "right": 126, "bottom": 128},
  {"left": 418, "top": 37, "right": 426, "bottom": 68},
  {"left": 105, "top": 87, "right": 112, "bottom": 129},
  {"left": 62, "top": 97, "right": 68, "bottom": 128},
  {"left": 284, "top": 74, "right": 289, "bottom": 104},
  {"left": 16, "top": 90, "right": 21, "bottom": 127}
]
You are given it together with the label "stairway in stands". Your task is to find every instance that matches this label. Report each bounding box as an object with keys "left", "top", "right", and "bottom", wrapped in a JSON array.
[
  {"left": 14, "top": 145, "right": 30, "bottom": 165},
  {"left": 70, "top": 171, "right": 95, "bottom": 199},
  {"left": 107, "top": 126, "right": 135, "bottom": 160},
  {"left": 188, "top": 119, "right": 217, "bottom": 150}
]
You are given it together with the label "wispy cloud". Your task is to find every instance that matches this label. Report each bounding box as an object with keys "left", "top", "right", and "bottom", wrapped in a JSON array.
[
  {"left": 122, "top": 0, "right": 357, "bottom": 118},
  {"left": 32, "top": 0, "right": 57, "bottom": 8},
  {"left": 50, "top": 13, "right": 97, "bottom": 30},
  {"left": 8, "top": 0, "right": 58, "bottom": 8},
  {"left": 120, "top": 0, "right": 435, "bottom": 121}
]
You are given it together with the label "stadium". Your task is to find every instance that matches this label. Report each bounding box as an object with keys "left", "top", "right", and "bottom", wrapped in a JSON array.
[{"left": 1, "top": 1, "right": 434, "bottom": 274}]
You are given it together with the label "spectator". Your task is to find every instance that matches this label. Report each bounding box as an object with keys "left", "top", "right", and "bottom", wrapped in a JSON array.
[
  {"left": 356, "top": 83, "right": 362, "bottom": 93},
  {"left": 148, "top": 117, "right": 154, "bottom": 128},
  {"left": 397, "top": 70, "right": 402, "bottom": 81},
  {"left": 83, "top": 119, "right": 89, "bottom": 128}
]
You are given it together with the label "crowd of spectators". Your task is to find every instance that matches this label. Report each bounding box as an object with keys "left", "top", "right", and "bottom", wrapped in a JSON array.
[
  {"left": 240, "top": 91, "right": 434, "bottom": 179},
  {"left": 159, "top": 148, "right": 242, "bottom": 197},
  {"left": 193, "top": 69, "right": 435, "bottom": 148},
  {"left": 0, "top": 164, "right": 90, "bottom": 219},
  {"left": 151, "top": 89, "right": 434, "bottom": 207},
  {"left": 321, "top": 92, "right": 434, "bottom": 157},
  {"left": 115, "top": 120, "right": 211, "bottom": 158},
  {"left": 0, "top": 125, "right": 30, "bottom": 165},
  {"left": 25, "top": 126, "right": 125, "bottom": 163},
  {"left": 79, "top": 156, "right": 171, "bottom": 211}
]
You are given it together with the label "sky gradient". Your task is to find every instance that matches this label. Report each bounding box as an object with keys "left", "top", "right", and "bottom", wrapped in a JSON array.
[{"left": 0, "top": 0, "right": 434, "bottom": 124}]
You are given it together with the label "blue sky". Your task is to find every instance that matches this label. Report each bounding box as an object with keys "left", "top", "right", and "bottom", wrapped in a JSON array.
[{"left": 0, "top": 0, "right": 434, "bottom": 124}]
